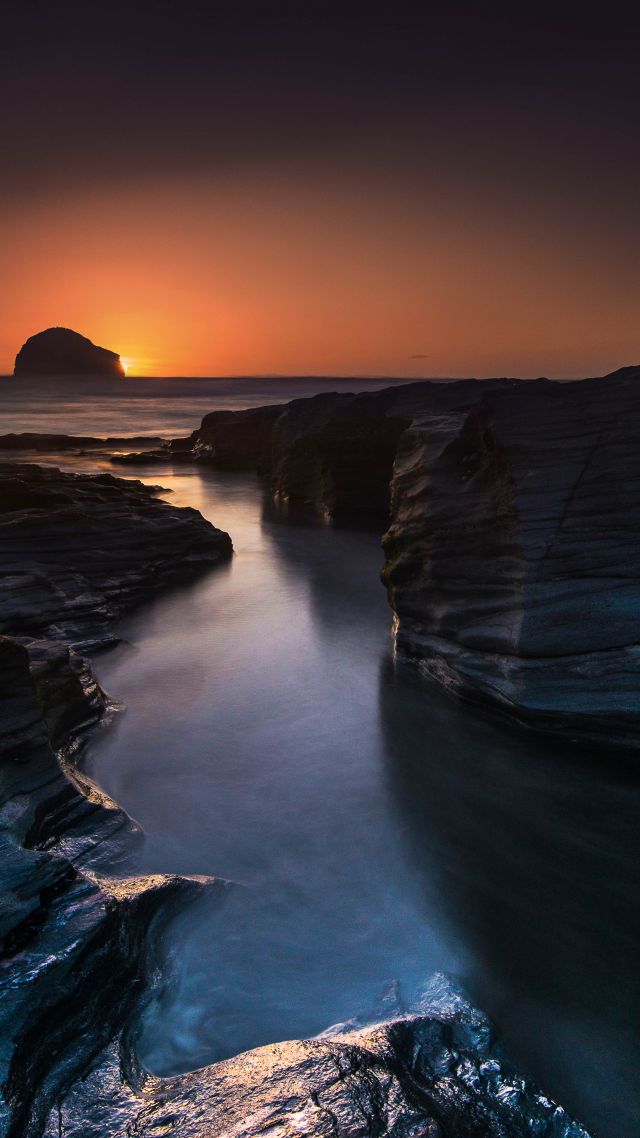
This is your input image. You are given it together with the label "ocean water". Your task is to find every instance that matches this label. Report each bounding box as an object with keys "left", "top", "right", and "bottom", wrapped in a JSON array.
[
  {"left": 0, "top": 374, "right": 425, "bottom": 437},
  {"left": 2, "top": 381, "right": 639, "bottom": 1138}
]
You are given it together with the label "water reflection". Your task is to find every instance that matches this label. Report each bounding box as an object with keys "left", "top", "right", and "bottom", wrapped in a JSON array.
[
  {"left": 378, "top": 659, "right": 640, "bottom": 1138},
  {"left": 88, "top": 467, "right": 453, "bottom": 1076},
  {"left": 58, "top": 460, "right": 639, "bottom": 1138}
]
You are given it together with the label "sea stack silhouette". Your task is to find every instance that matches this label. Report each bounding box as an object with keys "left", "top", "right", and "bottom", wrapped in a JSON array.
[{"left": 14, "top": 327, "right": 125, "bottom": 377}]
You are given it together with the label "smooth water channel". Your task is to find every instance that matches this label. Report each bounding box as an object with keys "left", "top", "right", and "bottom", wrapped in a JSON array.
[{"left": 62, "top": 459, "right": 640, "bottom": 1138}]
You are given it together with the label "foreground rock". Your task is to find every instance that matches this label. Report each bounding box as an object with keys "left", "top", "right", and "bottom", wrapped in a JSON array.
[
  {"left": 0, "top": 465, "right": 232, "bottom": 1136},
  {"left": 13, "top": 327, "right": 125, "bottom": 378},
  {"left": 42, "top": 974, "right": 590, "bottom": 1138},
  {"left": 0, "top": 463, "right": 231, "bottom": 646}
]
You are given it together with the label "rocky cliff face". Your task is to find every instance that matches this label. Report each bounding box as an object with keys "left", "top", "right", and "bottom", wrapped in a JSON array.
[
  {"left": 131, "top": 367, "right": 640, "bottom": 747},
  {"left": 132, "top": 380, "right": 510, "bottom": 524},
  {"left": 382, "top": 368, "right": 640, "bottom": 747},
  {"left": 0, "top": 464, "right": 232, "bottom": 1137},
  {"left": 13, "top": 328, "right": 125, "bottom": 378}
]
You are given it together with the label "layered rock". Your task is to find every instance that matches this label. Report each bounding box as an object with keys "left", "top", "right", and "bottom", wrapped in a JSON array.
[
  {"left": 42, "top": 974, "right": 590, "bottom": 1138},
  {"left": 119, "top": 380, "right": 510, "bottom": 524},
  {"left": 0, "top": 465, "right": 232, "bottom": 1137},
  {"left": 382, "top": 368, "right": 640, "bottom": 746},
  {"left": 0, "top": 463, "right": 231, "bottom": 646},
  {"left": 13, "top": 328, "right": 125, "bottom": 378},
  {"left": 181, "top": 382, "right": 510, "bottom": 522},
  {"left": 115, "top": 366, "right": 640, "bottom": 746}
]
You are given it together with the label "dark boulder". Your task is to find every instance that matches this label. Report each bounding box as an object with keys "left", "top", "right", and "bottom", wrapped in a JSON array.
[{"left": 184, "top": 382, "right": 511, "bottom": 524}]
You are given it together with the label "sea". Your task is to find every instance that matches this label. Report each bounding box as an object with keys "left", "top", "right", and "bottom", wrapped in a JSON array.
[{"left": 0, "top": 374, "right": 428, "bottom": 437}]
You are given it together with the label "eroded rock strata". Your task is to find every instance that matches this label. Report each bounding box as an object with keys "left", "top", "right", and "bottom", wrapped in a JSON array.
[
  {"left": 121, "top": 367, "right": 640, "bottom": 746},
  {"left": 0, "top": 374, "right": 626, "bottom": 1133},
  {"left": 0, "top": 463, "right": 231, "bottom": 646},
  {"left": 0, "top": 465, "right": 232, "bottom": 1136},
  {"left": 115, "top": 380, "right": 511, "bottom": 523},
  {"left": 42, "top": 975, "right": 590, "bottom": 1138},
  {"left": 382, "top": 368, "right": 640, "bottom": 746}
]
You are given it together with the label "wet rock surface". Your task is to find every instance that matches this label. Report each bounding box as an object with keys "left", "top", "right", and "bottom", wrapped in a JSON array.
[
  {"left": 41, "top": 975, "right": 591, "bottom": 1138},
  {"left": 0, "top": 462, "right": 232, "bottom": 646},
  {"left": 0, "top": 465, "right": 232, "bottom": 1136},
  {"left": 112, "top": 370, "right": 640, "bottom": 744},
  {"left": 13, "top": 328, "right": 125, "bottom": 378},
  {"left": 382, "top": 368, "right": 640, "bottom": 746}
]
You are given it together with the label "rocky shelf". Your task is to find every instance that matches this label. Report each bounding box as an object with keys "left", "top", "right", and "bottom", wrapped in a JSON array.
[
  {"left": 0, "top": 464, "right": 231, "bottom": 1136},
  {"left": 41, "top": 974, "right": 591, "bottom": 1138},
  {"left": 0, "top": 433, "right": 164, "bottom": 452}
]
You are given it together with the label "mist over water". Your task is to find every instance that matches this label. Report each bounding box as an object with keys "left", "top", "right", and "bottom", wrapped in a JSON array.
[
  {"left": 2, "top": 382, "right": 639, "bottom": 1138},
  {"left": 0, "top": 374, "right": 425, "bottom": 437}
]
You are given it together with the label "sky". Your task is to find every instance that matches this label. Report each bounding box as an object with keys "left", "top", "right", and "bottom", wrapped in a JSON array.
[{"left": 2, "top": 0, "right": 640, "bottom": 378}]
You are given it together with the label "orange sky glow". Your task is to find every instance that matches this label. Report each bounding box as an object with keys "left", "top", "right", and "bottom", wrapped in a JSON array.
[{"left": 2, "top": 168, "right": 639, "bottom": 379}]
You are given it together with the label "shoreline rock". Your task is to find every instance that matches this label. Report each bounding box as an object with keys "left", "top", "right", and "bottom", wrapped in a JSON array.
[
  {"left": 0, "top": 464, "right": 232, "bottom": 1136},
  {"left": 121, "top": 366, "right": 640, "bottom": 747},
  {"left": 41, "top": 973, "right": 592, "bottom": 1138},
  {"left": 382, "top": 369, "right": 640, "bottom": 748},
  {"left": 0, "top": 433, "right": 164, "bottom": 452},
  {"left": 0, "top": 462, "right": 232, "bottom": 646},
  {"left": 0, "top": 369, "right": 628, "bottom": 1132}
]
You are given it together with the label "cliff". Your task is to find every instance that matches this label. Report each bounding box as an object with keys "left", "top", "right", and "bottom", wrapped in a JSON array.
[
  {"left": 13, "top": 327, "right": 125, "bottom": 378},
  {"left": 382, "top": 367, "right": 640, "bottom": 747}
]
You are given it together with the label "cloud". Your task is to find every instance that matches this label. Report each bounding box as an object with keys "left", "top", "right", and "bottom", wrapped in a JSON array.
[{"left": 408, "top": 353, "right": 430, "bottom": 359}]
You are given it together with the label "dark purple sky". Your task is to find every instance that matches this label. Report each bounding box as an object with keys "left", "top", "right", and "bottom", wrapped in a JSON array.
[{"left": 2, "top": 1, "right": 639, "bottom": 376}]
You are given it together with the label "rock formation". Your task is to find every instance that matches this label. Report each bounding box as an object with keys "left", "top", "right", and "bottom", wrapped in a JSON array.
[
  {"left": 40, "top": 974, "right": 590, "bottom": 1138},
  {"left": 0, "top": 463, "right": 231, "bottom": 646},
  {"left": 0, "top": 464, "right": 232, "bottom": 1136},
  {"left": 116, "top": 366, "right": 640, "bottom": 747},
  {"left": 13, "top": 328, "right": 125, "bottom": 378},
  {"left": 116, "top": 381, "right": 511, "bottom": 523}
]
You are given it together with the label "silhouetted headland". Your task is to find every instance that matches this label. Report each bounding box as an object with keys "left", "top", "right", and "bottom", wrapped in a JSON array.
[{"left": 13, "top": 326, "right": 125, "bottom": 378}]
